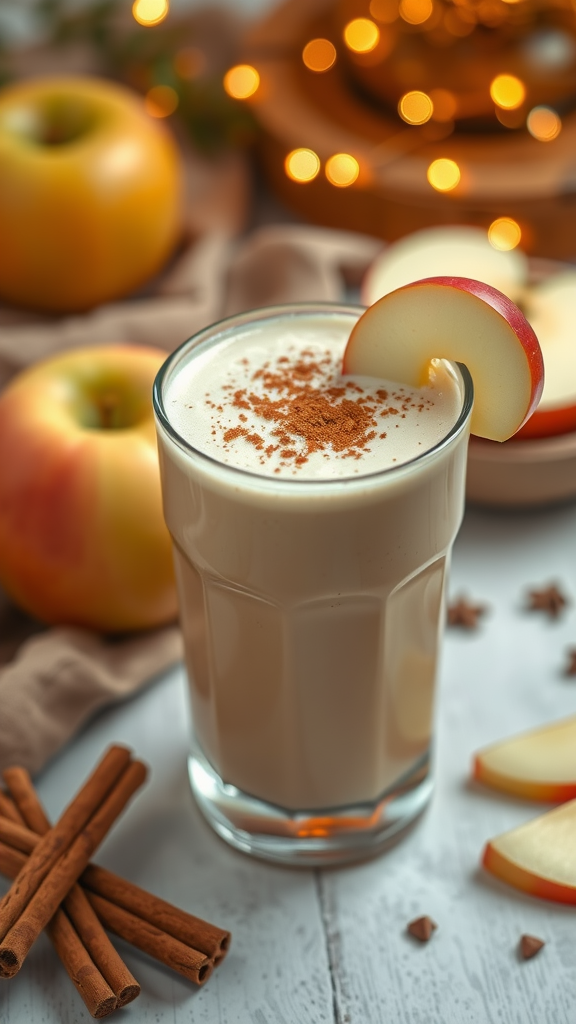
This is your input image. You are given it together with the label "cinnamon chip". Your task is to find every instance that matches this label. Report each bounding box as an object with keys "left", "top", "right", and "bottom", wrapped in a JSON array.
[
  {"left": 526, "top": 584, "right": 569, "bottom": 619},
  {"left": 447, "top": 596, "right": 488, "bottom": 630},
  {"left": 564, "top": 648, "right": 576, "bottom": 677},
  {"left": 407, "top": 915, "right": 437, "bottom": 942},
  {"left": 520, "top": 934, "right": 545, "bottom": 960}
]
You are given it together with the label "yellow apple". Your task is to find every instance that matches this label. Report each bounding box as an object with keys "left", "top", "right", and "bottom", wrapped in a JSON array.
[
  {"left": 0, "top": 345, "right": 177, "bottom": 632},
  {"left": 0, "top": 76, "right": 183, "bottom": 312},
  {"left": 473, "top": 715, "right": 576, "bottom": 802},
  {"left": 483, "top": 799, "right": 576, "bottom": 905}
]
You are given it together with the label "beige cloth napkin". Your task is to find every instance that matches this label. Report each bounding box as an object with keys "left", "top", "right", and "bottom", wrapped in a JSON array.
[
  {"left": 0, "top": 157, "right": 382, "bottom": 775},
  {"left": 0, "top": 626, "right": 183, "bottom": 775}
]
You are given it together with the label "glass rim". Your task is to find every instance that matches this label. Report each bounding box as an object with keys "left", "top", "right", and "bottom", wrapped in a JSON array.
[{"left": 153, "top": 301, "right": 474, "bottom": 491}]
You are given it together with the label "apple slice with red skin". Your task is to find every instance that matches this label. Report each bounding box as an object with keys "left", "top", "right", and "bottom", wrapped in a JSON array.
[
  {"left": 514, "top": 272, "right": 576, "bottom": 440},
  {"left": 483, "top": 799, "right": 576, "bottom": 904},
  {"left": 344, "top": 277, "right": 544, "bottom": 441},
  {"left": 473, "top": 715, "right": 576, "bottom": 802}
]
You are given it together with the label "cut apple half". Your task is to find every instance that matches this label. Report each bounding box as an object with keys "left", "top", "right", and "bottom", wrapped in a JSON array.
[
  {"left": 483, "top": 799, "right": 576, "bottom": 904},
  {"left": 473, "top": 715, "right": 576, "bottom": 802},
  {"left": 344, "top": 277, "right": 544, "bottom": 441},
  {"left": 362, "top": 226, "right": 528, "bottom": 307},
  {"left": 515, "top": 272, "right": 576, "bottom": 439}
]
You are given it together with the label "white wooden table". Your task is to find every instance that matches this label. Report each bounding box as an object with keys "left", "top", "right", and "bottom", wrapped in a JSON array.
[{"left": 2, "top": 499, "right": 576, "bottom": 1023}]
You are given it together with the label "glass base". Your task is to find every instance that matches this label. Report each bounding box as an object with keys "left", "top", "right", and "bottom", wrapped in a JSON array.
[{"left": 188, "top": 746, "right": 433, "bottom": 867}]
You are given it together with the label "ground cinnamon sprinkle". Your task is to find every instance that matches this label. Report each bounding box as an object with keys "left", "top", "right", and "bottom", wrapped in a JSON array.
[{"left": 205, "top": 347, "right": 433, "bottom": 472}]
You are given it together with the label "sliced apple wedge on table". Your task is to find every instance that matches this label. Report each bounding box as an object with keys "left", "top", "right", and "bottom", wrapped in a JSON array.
[
  {"left": 344, "top": 277, "right": 544, "bottom": 441},
  {"left": 483, "top": 800, "right": 576, "bottom": 904},
  {"left": 473, "top": 716, "right": 576, "bottom": 802}
]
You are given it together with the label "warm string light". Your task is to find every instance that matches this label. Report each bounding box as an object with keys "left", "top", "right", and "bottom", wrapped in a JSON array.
[
  {"left": 490, "top": 74, "right": 526, "bottom": 110},
  {"left": 303, "top": 39, "right": 337, "bottom": 72},
  {"left": 369, "top": 0, "right": 399, "bottom": 22},
  {"left": 428, "top": 89, "right": 457, "bottom": 122},
  {"left": 399, "top": 0, "right": 434, "bottom": 26},
  {"left": 398, "top": 91, "right": 433, "bottom": 125},
  {"left": 132, "top": 0, "right": 168, "bottom": 27},
  {"left": 343, "top": 18, "right": 380, "bottom": 53},
  {"left": 279, "top": 2, "right": 561, "bottom": 195},
  {"left": 427, "top": 158, "right": 460, "bottom": 191},
  {"left": 285, "top": 149, "right": 321, "bottom": 182},
  {"left": 325, "top": 153, "right": 360, "bottom": 187},
  {"left": 527, "top": 106, "right": 562, "bottom": 141},
  {"left": 283, "top": 151, "right": 360, "bottom": 187},
  {"left": 144, "top": 85, "right": 178, "bottom": 117},
  {"left": 488, "top": 218, "right": 522, "bottom": 250},
  {"left": 223, "top": 65, "right": 260, "bottom": 100}
]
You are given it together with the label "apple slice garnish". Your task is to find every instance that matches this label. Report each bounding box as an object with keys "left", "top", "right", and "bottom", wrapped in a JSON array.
[
  {"left": 514, "top": 272, "right": 576, "bottom": 440},
  {"left": 473, "top": 715, "right": 576, "bottom": 802},
  {"left": 362, "top": 226, "right": 528, "bottom": 307},
  {"left": 344, "top": 277, "right": 544, "bottom": 441},
  {"left": 482, "top": 799, "right": 576, "bottom": 904}
]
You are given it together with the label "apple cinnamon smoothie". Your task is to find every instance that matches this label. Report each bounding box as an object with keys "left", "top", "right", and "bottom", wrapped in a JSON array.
[{"left": 154, "top": 304, "right": 473, "bottom": 864}]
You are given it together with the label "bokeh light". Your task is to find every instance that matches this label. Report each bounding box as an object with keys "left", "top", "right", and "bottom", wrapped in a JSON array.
[
  {"left": 285, "top": 148, "right": 321, "bottom": 182},
  {"left": 427, "top": 158, "right": 460, "bottom": 191},
  {"left": 369, "top": 0, "right": 399, "bottom": 22},
  {"left": 343, "top": 18, "right": 380, "bottom": 53},
  {"left": 444, "top": 5, "right": 475, "bottom": 36},
  {"left": 490, "top": 74, "right": 526, "bottom": 110},
  {"left": 302, "top": 38, "right": 337, "bottom": 72},
  {"left": 398, "top": 91, "right": 433, "bottom": 125},
  {"left": 429, "top": 88, "right": 457, "bottom": 122},
  {"left": 488, "top": 217, "right": 522, "bottom": 250},
  {"left": 132, "top": 0, "right": 168, "bottom": 26},
  {"left": 223, "top": 65, "right": 260, "bottom": 100},
  {"left": 399, "top": 0, "right": 434, "bottom": 26},
  {"left": 144, "top": 85, "right": 178, "bottom": 118},
  {"left": 527, "top": 106, "right": 562, "bottom": 141},
  {"left": 326, "top": 153, "right": 360, "bottom": 187},
  {"left": 174, "top": 47, "right": 206, "bottom": 80}
]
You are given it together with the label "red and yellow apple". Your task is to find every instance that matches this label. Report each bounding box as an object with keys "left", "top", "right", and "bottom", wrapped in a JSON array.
[
  {"left": 482, "top": 799, "right": 576, "bottom": 905},
  {"left": 473, "top": 715, "right": 576, "bottom": 802},
  {"left": 0, "top": 76, "right": 183, "bottom": 312},
  {"left": 343, "top": 277, "right": 544, "bottom": 441},
  {"left": 0, "top": 344, "right": 177, "bottom": 632}
]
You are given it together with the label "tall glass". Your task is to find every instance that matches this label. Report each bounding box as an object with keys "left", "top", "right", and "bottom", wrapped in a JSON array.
[{"left": 153, "top": 304, "right": 473, "bottom": 866}]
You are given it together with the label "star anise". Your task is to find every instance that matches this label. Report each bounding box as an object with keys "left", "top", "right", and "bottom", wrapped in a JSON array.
[
  {"left": 447, "top": 596, "right": 488, "bottom": 630},
  {"left": 564, "top": 648, "right": 576, "bottom": 677},
  {"left": 526, "top": 584, "right": 569, "bottom": 620}
]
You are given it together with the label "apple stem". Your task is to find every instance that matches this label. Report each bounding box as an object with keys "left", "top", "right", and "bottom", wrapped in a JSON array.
[{"left": 97, "top": 392, "right": 120, "bottom": 429}]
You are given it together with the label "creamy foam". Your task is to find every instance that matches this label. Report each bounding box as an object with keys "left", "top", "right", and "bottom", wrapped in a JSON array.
[{"left": 164, "top": 313, "right": 462, "bottom": 480}]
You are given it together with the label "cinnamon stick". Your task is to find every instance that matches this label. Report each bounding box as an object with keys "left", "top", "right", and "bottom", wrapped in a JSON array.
[
  {"left": 3, "top": 766, "right": 140, "bottom": 1007},
  {"left": 0, "top": 814, "right": 227, "bottom": 982},
  {"left": 0, "top": 744, "right": 131, "bottom": 946},
  {"left": 48, "top": 911, "right": 118, "bottom": 1018},
  {"left": 0, "top": 839, "right": 117, "bottom": 1018},
  {"left": 81, "top": 864, "right": 230, "bottom": 963},
  {"left": 0, "top": 789, "right": 25, "bottom": 826},
  {"left": 86, "top": 892, "right": 213, "bottom": 985},
  {"left": 0, "top": 759, "right": 147, "bottom": 977}
]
